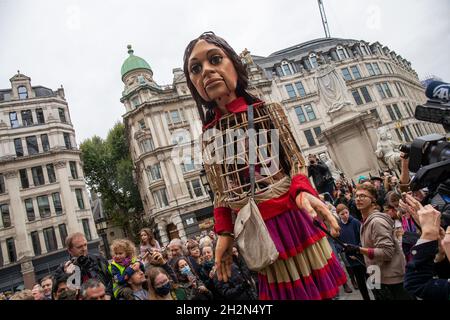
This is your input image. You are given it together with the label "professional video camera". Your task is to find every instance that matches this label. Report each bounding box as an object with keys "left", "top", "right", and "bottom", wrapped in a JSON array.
[{"left": 399, "top": 80, "right": 450, "bottom": 229}]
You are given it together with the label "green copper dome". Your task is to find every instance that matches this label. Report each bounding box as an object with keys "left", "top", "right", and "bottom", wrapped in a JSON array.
[{"left": 121, "top": 45, "right": 152, "bottom": 79}]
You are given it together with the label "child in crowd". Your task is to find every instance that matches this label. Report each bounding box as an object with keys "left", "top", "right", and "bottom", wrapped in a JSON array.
[{"left": 108, "top": 239, "right": 144, "bottom": 299}]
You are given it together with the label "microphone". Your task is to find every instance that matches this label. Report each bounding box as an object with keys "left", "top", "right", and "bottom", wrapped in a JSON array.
[{"left": 425, "top": 81, "right": 450, "bottom": 102}]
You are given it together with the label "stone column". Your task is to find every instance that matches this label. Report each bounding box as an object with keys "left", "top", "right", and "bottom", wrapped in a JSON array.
[
  {"left": 157, "top": 221, "right": 169, "bottom": 246},
  {"left": 38, "top": 230, "right": 48, "bottom": 254},
  {"left": 172, "top": 215, "right": 186, "bottom": 242},
  {"left": 4, "top": 171, "right": 33, "bottom": 259},
  {"left": 21, "top": 258, "right": 36, "bottom": 290},
  {"left": 54, "top": 161, "right": 80, "bottom": 234},
  {"left": 1, "top": 241, "right": 10, "bottom": 265}
]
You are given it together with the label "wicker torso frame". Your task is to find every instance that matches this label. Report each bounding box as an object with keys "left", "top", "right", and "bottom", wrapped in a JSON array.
[{"left": 202, "top": 102, "right": 306, "bottom": 208}]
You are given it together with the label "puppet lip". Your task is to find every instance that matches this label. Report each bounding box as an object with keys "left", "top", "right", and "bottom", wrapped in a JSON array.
[{"left": 204, "top": 78, "right": 223, "bottom": 88}]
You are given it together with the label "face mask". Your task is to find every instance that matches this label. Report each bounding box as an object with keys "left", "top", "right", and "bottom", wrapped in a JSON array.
[
  {"left": 114, "top": 256, "right": 131, "bottom": 266},
  {"left": 180, "top": 265, "right": 191, "bottom": 275},
  {"left": 155, "top": 283, "right": 171, "bottom": 296},
  {"left": 203, "top": 260, "right": 214, "bottom": 269}
]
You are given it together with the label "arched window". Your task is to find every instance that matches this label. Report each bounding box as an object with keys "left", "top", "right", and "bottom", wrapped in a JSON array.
[
  {"left": 281, "top": 60, "right": 293, "bottom": 76},
  {"left": 336, "top": 46, "right": 348, "bottom": 60},
  {"left": 309, "top": 53, "right": 318, "bottom": 69},
  {"left": 18, "top": 86, "right": 28, "bottom": 100},
  {"left": 360, "top": 44, "right": 369, "bottom": 56}
]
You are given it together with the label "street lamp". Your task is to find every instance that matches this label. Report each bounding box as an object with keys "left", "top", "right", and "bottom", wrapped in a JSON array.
[{"left": 95, "top": 218, "right": 111, "bottom": 260}]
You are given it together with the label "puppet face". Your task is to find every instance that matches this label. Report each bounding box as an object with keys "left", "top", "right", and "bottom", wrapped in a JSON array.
[{"left": 187, "top": 40, "right": 238, "bottom": 104}]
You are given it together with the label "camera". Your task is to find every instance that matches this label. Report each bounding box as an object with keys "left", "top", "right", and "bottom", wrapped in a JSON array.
[
  {"left": 71, "top": 255, "right": 89, "bottom": 268},
  {"left": 399, "top": 134, "right": 449, "bottom": 191}
]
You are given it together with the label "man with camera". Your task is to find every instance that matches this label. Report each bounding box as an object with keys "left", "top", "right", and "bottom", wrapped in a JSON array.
[
  {"left": 307, "top": 154, "right": 335, "bottom": 199},
  {"left": 54, "top": 232, "right": 113, "bottom": 299}
]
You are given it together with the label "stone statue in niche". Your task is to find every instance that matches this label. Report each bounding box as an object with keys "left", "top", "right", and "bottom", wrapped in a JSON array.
[
  {"left": 315, "top": 64, "right": 353, "bottom": 114},
  {"left": 375, "top": 126, "right": 401, "bottom": 170}
]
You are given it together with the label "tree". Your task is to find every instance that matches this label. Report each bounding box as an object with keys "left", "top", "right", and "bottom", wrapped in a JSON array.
[{"left": 80, "top": 122, "right": 152, "bottom": 242}]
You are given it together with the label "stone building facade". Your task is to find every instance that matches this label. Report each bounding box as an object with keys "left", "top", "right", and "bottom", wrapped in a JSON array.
[{"left": 0, "top": 73, "right": 99, "bottom": 291}]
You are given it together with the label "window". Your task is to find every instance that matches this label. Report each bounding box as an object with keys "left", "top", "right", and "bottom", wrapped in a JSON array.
[
  {"left": 58, "top": 224, "right": 68, "bottom": 247},
  {"left": 19, "top": 169, "right": 29, "bottom": 188},
  {"left": 14, "top": 138, "right": 24, "bottom": 157},
  {"left": 281, "top": 61, "right": 292, "bottom": 76},
  {"left": 63, "top": 133, "right": 72, "bottom": 149},
  {"left": 360, "top": 44, "right": 369, "bottom": 56},
  {"left": 31, "top": 231, "right": 41, "bottom": 256},
  {"left": 9, "top": 112, "right": 19, "bottom": 128},
  {"left": 25, "top": 199, "right": 35, "bottom": 222},
  {"left": 36, "top": 108, "right": 45, "bottom": 124},
  {"left": 401, "top": 127, "right": 411, "bottom": 142},
  {"left": 140, "top": 138, "right": 154, "bottom": 153},
  {"left": 75, "top": 189, "right": 85, "bottom": 209},
  {"left": 309, "top": 53, "right": 318, "bottom": 69},
  {"left": 386, "top": 105, "right": 397, "bottom": 121},
  {"left": 304, "top": 129, "right": 316, "bottom": 147},
  {"left": 41, "top": 134, "right": 50, "bottom": 152},
  {"left": 366, "top": 63, "right": 375, "bottom": 76},
  {"left": 376, "top": 83, "right": 386, "bottom": 99},
  {"left": 304, "top": 105, "right": 316, "bottom": 121},
  {"left": 26, "top": 136, "right": 39, "bottom": 155},
  {"left": 43, "top": 227, "right": 58, "bottom": 252},
  {"left": 6, "top": 238, "right": 16, "bottom": 262},
  {"left": 187, "top": 179, "right": 204, "bottom": 198},
  {"left": 31, "top": 166, "right": 45, "bottom": 186},
  {"left": 406, "top": 126, "right": 414, "bottom": 140},
  {"left": 170, "top": 110, "right": 182, "bottom": 124},
  {"left": 52, "top": 192, "right": 63, "bottom": 215},
  {"left": 382, "top": 83, "right": 393, "bottom": 97},
  {"left": 350, "top": 66, "right": 361, "bottom": 79},
  {"left": 313, "top": 126, "right": 322, "bottom": 137},
  {"left": 337, "top": 46, "right": 348, "bottom": 60},
  {"left": 21, "top": 110, "right": 34, "bottom": 126},
  {"left": 69, "top": 161, "right": 78, "bottom": 179},
  {"left": 147, "top": 163, "right": 162, "bottom": 181},
  {"left": 37, "top": 196, "right": 51, "bottom": 218},
  {"left": 153, "top": 188, "right": 169, "bottom": 208},
  {"left": 393, "top": 104, "right": 403, "bottom": 119},
  {"left": 294, "top": 106, "right": 306, "bottom": 123},
  {"left": 0, "top": 174, "right": 5, "bottom": 194},
  {"left": 285, "top": 84, "right": 296, "bottom": 99},
  {"left": 395, "top": 82, "right": 406, "bottom": 97},
  {"left": 373, "top": 63, "right": 381, "bottom": 75},
  {"left": 352, "top": 90, "right": 363, "bottom": 105},
  {"left": 341, "top": 68, "right": 352, "bottom": 81},
  {"left": 294, "top": 82, "right": 306, "bottom": 97},
  {"left": 131, "top": 96, "right": 140, "bottom": 108},
  {"left": 138, "top": 119, "right": 146, "bottom": 130},
  {"left": 182, "top": 157, "right": 196, "bottom": 173},
  {"left": 18, "top": 86, "right": 28, "bottom": 99},
  {"left": 360, "top": 87, "right": 372, "bottom": 103},
  {"left": 82, "top": 219, "right": 92, "bottom": 241},
  {"left": 58, "top": 108, "right": 67, "bottom": 123},
  {"left": 1, "top": 204, "right": 11, "bottom": 228},
  {"left": 46, "top": 164, "right": 56, "bottom": 183}
]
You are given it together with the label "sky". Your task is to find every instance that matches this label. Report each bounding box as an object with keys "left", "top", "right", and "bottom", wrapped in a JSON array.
[{"left": 0, "top": 0, "right": 449, "bottom": 144}]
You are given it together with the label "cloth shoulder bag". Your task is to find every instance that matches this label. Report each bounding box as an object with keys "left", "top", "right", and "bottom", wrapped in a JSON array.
[{"left": 233, "top": 103, "right": 279, "bottom": 271}]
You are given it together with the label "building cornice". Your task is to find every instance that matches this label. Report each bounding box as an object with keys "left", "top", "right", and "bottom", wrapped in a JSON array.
[
  {"left": 0, "top": 149, "right": 80, "bottom": 165},
  {"left": 0, "top": 97, "right": 68, "bottom": 108},
  {"left": 122, "top": 95, "right": 193, "bottom": 120}
]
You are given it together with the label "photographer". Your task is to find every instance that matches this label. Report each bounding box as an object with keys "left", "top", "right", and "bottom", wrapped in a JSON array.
[
  {"left": 404, "top": 204, "right": 450, "bottom": 300},
  {"left": 54, "top": 232, "right": 113, "bottom": 299},
  {"left": 307, "top": 154, "right": 335, "bottom": 198}
]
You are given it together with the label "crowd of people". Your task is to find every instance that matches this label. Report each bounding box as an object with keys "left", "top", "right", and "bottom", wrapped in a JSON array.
[{"left": 1, "top": 150, "right": 448, "bottom": 301}]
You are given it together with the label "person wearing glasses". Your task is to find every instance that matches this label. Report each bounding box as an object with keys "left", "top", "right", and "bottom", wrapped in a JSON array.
[{"left": 344, "top": 183, "right": 413, "bottom": 300}]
